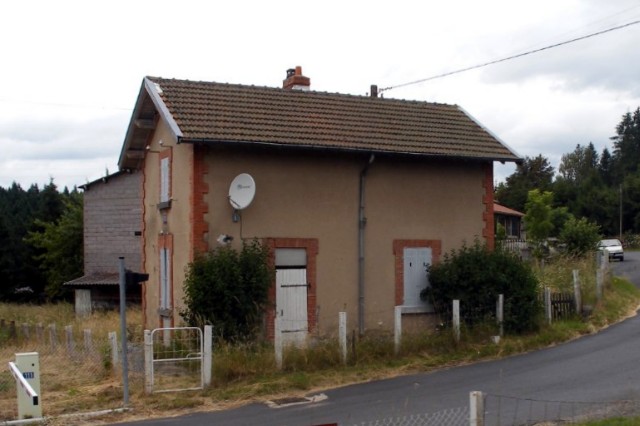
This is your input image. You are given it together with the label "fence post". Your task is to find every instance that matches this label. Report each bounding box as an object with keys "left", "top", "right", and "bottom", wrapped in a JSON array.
[
  {"left": 339, "top": 312, "right": 347, "bottom": 364},
  {"left": 83, "top": 329, "right": 92, "bottom": 353},
  {"left": 469, "top": 391, "right": 484, "bottom": 426},
  {"left": 49, "top": 323, "right": 58, "bottom": 350},
  {"left": 203, "top": 325, "right": 212, "bottom": 388},
  {"left": 275, "top": 315, "right": 283, "bottom": 370},
  {"left": 496, "top": 294, "right": 504, "bottom": 337},
  {"left": 544, "top": 287, "right": 552, "bottom": 324},
  {"left": 109, "top": 331, "right": 119, "bottom": 367},
  {"left": 36, "top": 323, "right": 44, "bottom": 344},
  {"left": 394, "top": 306, "right": 402, "bottom": 355},
  {"left": 572, "top": 270, "right": 582, "bottom": 314},
  {"left": 21, "top": 323, "right": 30, "bottom": 341},
  {"left": 596, "top": 268, "right": 604, "bottom": 302},
  {"left": 65, "top": 325, "right": 75, "bottom": 354},
  {"left": 144, "top": 329, "right": 153, "bottom": 394},
  {"left": 453, "top": 300, "right": 460, "bottom": 342}
]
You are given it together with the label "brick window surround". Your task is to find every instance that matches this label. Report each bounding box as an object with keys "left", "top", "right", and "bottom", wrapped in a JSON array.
[
  {"left": 265, "top": 238, "right": 319, "bottom": 340},
  {"left": 393, "top": 239, "right": 442, "bottom": 306}
]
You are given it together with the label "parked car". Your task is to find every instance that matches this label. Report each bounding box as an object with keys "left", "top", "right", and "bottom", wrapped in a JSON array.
[{"left": 597, "top": 238, "right": 624, "bottom": 261}]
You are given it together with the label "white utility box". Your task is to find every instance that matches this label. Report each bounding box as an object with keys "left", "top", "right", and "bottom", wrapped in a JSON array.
[{"left": 12, "top": 352, "right": 42, "bottom": 419}]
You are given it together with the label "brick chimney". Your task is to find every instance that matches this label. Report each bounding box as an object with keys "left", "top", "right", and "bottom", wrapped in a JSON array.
[{"left": 283, "top": 66, "right": 310, "bottom": 91}]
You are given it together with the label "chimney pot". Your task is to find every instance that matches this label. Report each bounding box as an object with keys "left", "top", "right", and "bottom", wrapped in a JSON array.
[
  {"left": 370, "top": 85, "right": 378, "bottom": 98},
  {"left": 283, "top": 66, "right": 310, "bottom": 91}
]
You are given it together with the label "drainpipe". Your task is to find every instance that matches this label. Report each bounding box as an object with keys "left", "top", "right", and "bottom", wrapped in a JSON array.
[{"left": 358, "top": 154, "right": 375, "bottom": 336}]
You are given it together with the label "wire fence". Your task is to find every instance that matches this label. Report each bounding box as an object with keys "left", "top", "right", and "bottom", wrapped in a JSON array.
[
  {"left": 351, "top": 406, "right": 469, "bottom": 426},
  {"left": 483, "top": 393, "right": 640, "bottom": 425},
  {"left": 0, "top": 324, "right": 138, "bottom": 421}
]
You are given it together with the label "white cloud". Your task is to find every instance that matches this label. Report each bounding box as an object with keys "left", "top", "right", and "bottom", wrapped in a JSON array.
[{"left": 0, "top": 0, "right": 639, "bottom": 188}]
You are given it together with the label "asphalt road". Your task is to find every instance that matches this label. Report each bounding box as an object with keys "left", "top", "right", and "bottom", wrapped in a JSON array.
[{"left": 114, "top": 252, "right": 640, "bottom": 426}]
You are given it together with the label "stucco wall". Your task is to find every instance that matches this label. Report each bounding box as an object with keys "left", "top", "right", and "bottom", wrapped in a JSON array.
[
  {"left": 83, "top": 171, "right": 142, "bottom": 273},
  {"left": 141, "top": 132, "right": 489, "bottom": 334}
]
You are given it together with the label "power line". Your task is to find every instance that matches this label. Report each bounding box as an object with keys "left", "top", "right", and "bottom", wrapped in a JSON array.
[{"left": 380, "top": 19, "right": 640, "bottom": 93}]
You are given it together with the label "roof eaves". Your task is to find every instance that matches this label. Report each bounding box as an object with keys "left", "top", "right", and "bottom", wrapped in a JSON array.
[
  {"left": 179, "top": 137, "right": 514, "bottom": 162},
  {"left": 456, "top": 105, "right": 522, "bottom": 164},
  {"left": 144, "top": 77, "right": 183, "bottom": 141}
]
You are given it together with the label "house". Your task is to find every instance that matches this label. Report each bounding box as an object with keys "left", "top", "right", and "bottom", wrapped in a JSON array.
[
  {"left": 117, "top": 67, "right": 521, "bottom": 339},
  {"left": 64, "top": 170, "right": 143, "bottom": 315},
  {"left": 494, "top": 203, "right": 525, "bottom": 239}
]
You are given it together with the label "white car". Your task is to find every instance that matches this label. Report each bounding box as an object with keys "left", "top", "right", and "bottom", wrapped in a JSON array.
[{"left": 598, "top": 239, "right": 624, "bottom": 262}]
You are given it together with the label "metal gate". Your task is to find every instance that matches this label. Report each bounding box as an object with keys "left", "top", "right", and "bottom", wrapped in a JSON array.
[{"left": 145, "top": 327, "right": 204, "bottom": 393}]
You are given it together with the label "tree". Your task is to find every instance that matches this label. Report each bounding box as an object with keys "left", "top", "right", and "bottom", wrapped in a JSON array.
[
  {"left": 495, "top": 155, "right": 554, "bottom": 212},
  {"left": 25, "top": 192, "right": 83, "bottom": 299},
  {"left": 611, "top": 108, "right": 640, "bottom": 183},
  {"left": 524, "top": 189, "right": 554, "bottom": 248},
  {"left": 558, "top": 143, "right": 599, "bottom": 184}
]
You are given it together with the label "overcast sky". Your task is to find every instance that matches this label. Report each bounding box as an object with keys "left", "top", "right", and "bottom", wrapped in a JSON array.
[{"left": 1, "top": 0, "right": 639, "bottom": 190}]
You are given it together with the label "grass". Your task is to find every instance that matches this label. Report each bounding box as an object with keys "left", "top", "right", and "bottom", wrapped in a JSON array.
[{"left": 1, "top": 256, "right": 640, "bottom": 424}]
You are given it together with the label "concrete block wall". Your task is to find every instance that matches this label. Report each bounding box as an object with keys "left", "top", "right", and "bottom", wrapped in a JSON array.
[{"left": 83, "top": 171, "right": 142, "bottom": 273}]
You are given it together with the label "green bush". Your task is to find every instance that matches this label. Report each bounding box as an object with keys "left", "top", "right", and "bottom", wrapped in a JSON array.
[
  {"left": 181, "top": 240, "right": 273, "bottom": 341},
  {"left": 559, "top": 217, "right": 601, "bottom": 256},
  {"left": 421, "top": 240, "right": 541, "bottom": 334}
]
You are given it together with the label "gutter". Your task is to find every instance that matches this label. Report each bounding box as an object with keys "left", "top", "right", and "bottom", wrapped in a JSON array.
[{"left": 358, "top": 154, "right": 375, "bottom": 336}]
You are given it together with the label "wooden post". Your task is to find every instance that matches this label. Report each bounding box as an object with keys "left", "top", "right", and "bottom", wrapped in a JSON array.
[
  {"left": 572, "top": 270, "right": 582, "bottom": 314},
  {"left": 339, "top": 312, "right": 347, "bottom": 364},
  {"left": 453, "top": 300, "right": 460, "bottom": 342},
  {"left": 394, "top": 306, "right": 402, "bottom": 355}
]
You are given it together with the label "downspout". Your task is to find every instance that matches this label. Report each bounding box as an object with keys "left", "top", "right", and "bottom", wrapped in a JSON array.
[{"left": 358, "top": 154, "right": 375, "bottom": 336}]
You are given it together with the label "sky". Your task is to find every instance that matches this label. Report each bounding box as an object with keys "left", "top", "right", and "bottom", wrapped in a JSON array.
[{"left": 1, "top": 0, "right": 639, "bottom": 190}]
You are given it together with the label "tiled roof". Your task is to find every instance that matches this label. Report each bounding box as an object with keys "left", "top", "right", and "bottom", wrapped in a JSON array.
[
  {"left": 494, "top": 203, "right": 525, "bottom": 217},
  {"left": 144, "top": 77, "right": 520, "bottom": 162},
  {"left": 64, "top": 272, "right": 120, "bottom": 287}
]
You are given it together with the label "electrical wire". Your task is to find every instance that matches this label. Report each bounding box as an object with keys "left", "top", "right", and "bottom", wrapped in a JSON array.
[{"left": 379, "top": 19, "right": 640, "bottom": 93}]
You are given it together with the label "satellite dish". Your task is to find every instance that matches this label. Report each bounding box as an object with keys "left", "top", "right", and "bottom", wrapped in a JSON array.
[{"left": 228, "top": 173, "right": 256, "bottom": 210}]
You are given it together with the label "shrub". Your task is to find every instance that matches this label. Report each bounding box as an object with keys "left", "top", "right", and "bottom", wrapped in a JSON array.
[
  {"left": 421, "top": 240, "right": 541, "bottom": 334},
  {"left": 559, "top": 217, "right": 601, "bottom": 256},
  {"left": 181, "top": 240, "right": 273, "bottom": 341}
]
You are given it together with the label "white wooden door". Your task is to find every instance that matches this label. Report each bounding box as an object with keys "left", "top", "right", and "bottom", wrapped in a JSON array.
[
  {"left": 276, "top": 268, "right": 308, "bottom": 346},
  {"left": 403, "top": 247, "right": 432, "bottom": 309}
]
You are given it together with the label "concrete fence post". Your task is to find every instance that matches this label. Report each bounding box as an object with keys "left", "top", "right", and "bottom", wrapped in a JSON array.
[
  {"left": 83, "top": 329, "right": 92, "bottom": 353},
  {"left": 453, "top": 300, "right": 460, "bottom": 342},
  {"left": 394, "top": 306, "right": 402, "bottom": 355},
  {"left": 469, "top": 391, "right": 484, "bottom": 426},
  {"left": 108, "top": 331, "right": 119, "bottom": 367},
  {"left": 572, "top": 269, "right": 582, "bottom": 314},
  {"left": 275, "top": 315, "right": 283, "bottom": 370},
  {"left": 144, "top": 329, "right": 153, "bottom": 394},
  {"left": 203, "top": 325, "right": 212, "bottom": 387},
  {"left": 496, "top": 294, "right": 504, "bottom": 337},
  {"left": 544, "top": 287, "right": 552, "bottom": 324},
  {"left": 65, "top": 325, "right": 75, "bottom": 354},
  {"left": 339, "top": 312, "right": 347, "bottom": 364},
  {"left": 49, "top": 323, "right": 58, "bottom": 350}
]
